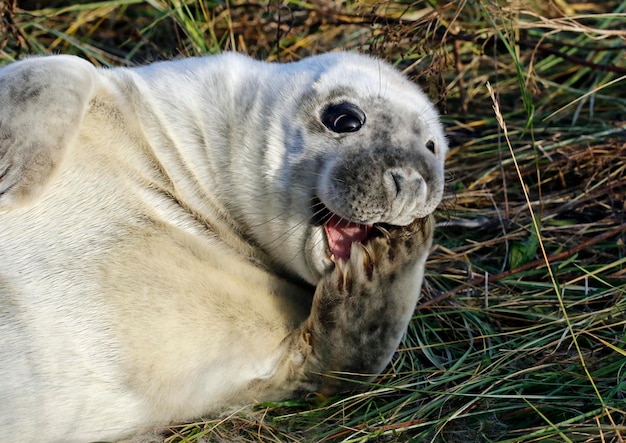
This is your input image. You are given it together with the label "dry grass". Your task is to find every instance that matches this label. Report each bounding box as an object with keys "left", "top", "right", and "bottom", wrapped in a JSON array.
[{"left": 1, "top": 0, "right": 625, "bottom": 442}]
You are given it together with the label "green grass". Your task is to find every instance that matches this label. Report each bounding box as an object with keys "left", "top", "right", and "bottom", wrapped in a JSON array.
[{"left": 2, "top": 0, "right": 625, "bottom": 441}]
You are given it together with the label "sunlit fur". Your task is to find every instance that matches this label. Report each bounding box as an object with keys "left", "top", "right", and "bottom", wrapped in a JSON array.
[{"left": 0, "top": 52, "right": 446, "bottom": 442}]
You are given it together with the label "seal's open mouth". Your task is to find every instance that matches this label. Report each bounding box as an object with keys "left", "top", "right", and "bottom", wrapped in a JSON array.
[
  {"left": 323, "top": 214, "right": 373, "bottom": 261},
  {"left": 311, "top": 197, "right": 377, "bottom": 261},
  {"left": 312, "top": 197, "right": 428, "bottom": 265}
]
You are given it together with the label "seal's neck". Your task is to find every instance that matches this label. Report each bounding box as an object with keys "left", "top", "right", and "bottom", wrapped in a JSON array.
[{"left": 109, "top": 56, "right": 281, "bottom": 266}]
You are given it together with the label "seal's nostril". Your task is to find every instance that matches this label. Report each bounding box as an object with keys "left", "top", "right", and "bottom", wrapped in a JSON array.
[
  {"left": 386, "top": 168, "right": 423, "bottom": 198},
  {"left": 390, "top": 172, "right": 404, "bottom": 196}
]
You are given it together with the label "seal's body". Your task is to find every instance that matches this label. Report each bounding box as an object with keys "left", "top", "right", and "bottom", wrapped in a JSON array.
[{"left": 0, "top": 52, "right": 447, "bottom": 442}]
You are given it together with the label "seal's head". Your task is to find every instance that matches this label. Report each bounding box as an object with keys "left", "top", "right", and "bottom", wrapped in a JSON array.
[
  {"left": 237, "top": 52, "right": 447, "bottom": 284},
  {"left": 292, "top": 54, "right": 446, "bottom": 277}
]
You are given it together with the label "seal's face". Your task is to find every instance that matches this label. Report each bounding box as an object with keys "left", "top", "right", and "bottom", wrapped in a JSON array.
[{"left": 280, "top": 55, "right": 448, "bottom": 280}]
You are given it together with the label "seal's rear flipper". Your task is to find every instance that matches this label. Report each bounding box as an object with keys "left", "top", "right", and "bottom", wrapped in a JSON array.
[{"left": 0, "top": 55, "right": 99, "bottom": 210}]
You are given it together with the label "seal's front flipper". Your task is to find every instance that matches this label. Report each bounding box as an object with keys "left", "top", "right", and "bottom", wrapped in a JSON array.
[
  {"left": 0, "top": 55, "right": 100, "bottom": 210},
  {"left": 264, "top": 217, "right": 433, "bottom": 398}
]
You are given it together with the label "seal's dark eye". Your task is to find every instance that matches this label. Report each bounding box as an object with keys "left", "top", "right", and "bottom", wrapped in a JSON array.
[{"left": 321, "top": 102, "right": 366, "bottom": 133}]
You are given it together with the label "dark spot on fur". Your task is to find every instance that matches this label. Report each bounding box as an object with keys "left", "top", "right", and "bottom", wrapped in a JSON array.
[
  {"left": 367, "top": 322, "right": 380, "bottom": 336},
  {"left": 387, "top": 245, "right": 396, "bottom": 262}
]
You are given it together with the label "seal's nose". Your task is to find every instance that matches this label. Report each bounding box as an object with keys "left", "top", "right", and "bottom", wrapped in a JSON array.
[
  {"left": 384, "top": 166, "right": 425, "bottom": 199},
  {"left": 382, "top": 166, "right": 429, "bottom": 225}
]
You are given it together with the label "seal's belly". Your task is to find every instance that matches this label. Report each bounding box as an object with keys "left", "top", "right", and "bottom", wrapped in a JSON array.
[{"left": 0, "top": 141, "right": 310, "bottom": 428}]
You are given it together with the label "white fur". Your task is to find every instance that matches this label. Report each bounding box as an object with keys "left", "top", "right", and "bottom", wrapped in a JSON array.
[{"left": 0, "top": 52, "right": 446, "bottom": 442}]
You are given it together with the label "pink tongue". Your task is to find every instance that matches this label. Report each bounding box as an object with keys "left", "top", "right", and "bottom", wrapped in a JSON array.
[{"left": 323, "top": 215, "right": 372, "bottom": 261}]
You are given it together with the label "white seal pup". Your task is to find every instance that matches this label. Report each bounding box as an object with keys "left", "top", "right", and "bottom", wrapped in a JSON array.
[{"left": 0, "top": 52, "right": 447, "bottom": 442}]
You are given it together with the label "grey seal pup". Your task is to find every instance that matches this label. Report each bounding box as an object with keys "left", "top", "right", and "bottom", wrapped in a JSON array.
[{"left": 0, "top": 52, "right": 447, "bottom": 442}]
